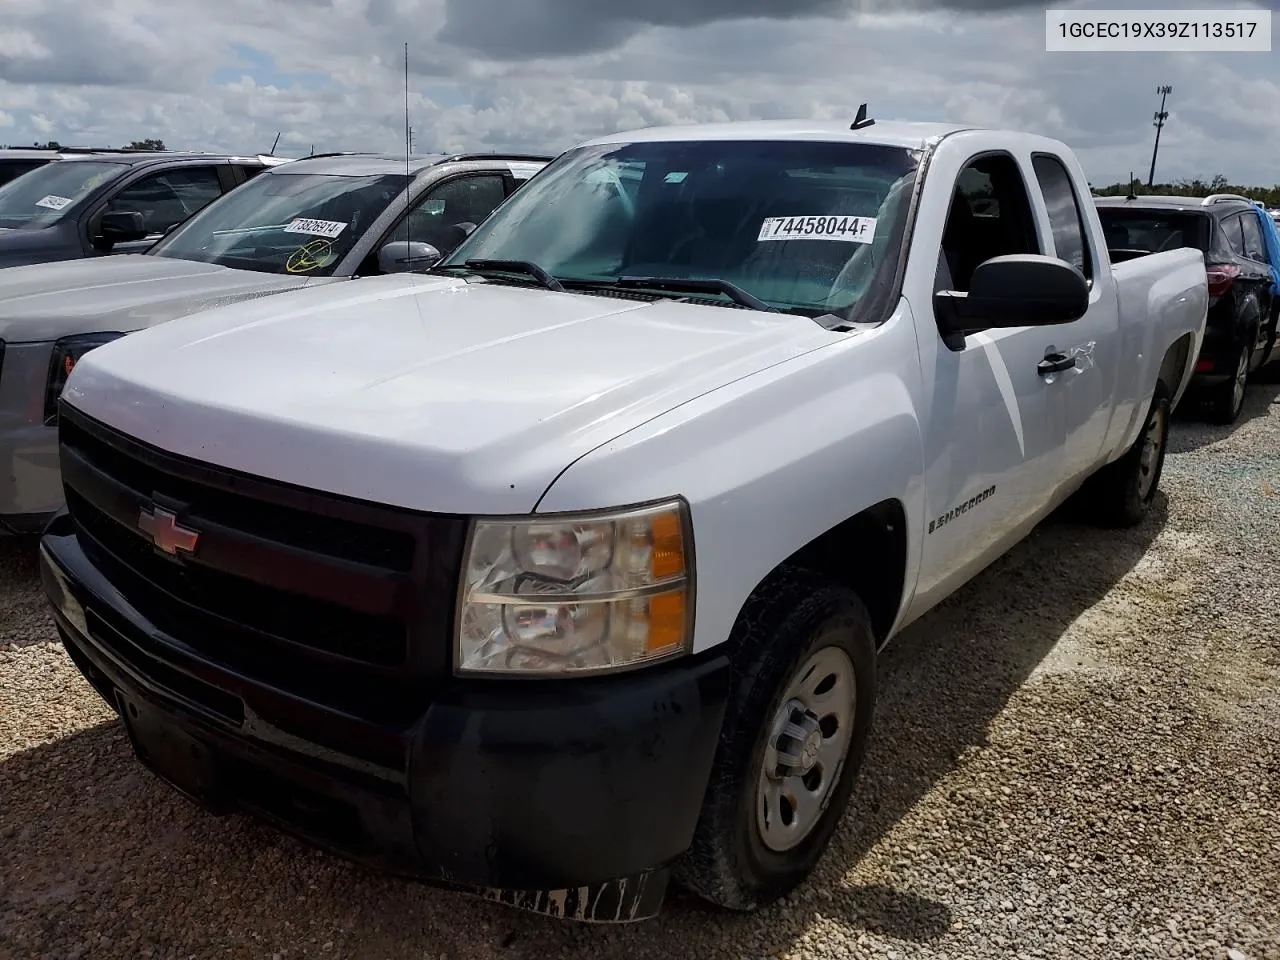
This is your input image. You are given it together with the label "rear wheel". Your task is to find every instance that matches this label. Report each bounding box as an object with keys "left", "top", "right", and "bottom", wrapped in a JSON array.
[
  {"left": 676, "top": 568, "right": 877, "bottom": 911},
  {"left": 1082, "top": 382, "right": 1171, "bottom": 527},
  {"left": 1207, "top": 339, "right": 1250, "bottom": 424}
]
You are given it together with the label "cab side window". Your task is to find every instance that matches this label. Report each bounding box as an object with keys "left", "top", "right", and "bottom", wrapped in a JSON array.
[
  {"left": 1031, "top": 154, "right": 1092, "bottom": 280},
  {"left": 937, "top": 153, "right": 1040, "bottom": 294},
  {"left": 392, "top": 174, "right": 507, "bottom": 256},
  {"left": 106, "top": 166, "right": 224, "bottom": 235}
]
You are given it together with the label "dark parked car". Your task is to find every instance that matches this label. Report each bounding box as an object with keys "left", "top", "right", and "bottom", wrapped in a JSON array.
[
  {"left": 1096, "top": 193, "right": 1278, "bottom": 423},
  {"left": 0, "top": 150, "right": 548, "bottom": 532},
  {"left": 0, "top": 151, "right": 291, "bottom": 268}
]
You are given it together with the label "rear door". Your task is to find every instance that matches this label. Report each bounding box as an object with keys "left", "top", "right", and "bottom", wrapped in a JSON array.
[{"left": 1028, "top": 151, "right": 1120, "bottom": 485}]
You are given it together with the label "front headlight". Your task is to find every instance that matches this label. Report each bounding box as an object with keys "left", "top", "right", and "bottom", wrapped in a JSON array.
[
  {"left": 456, "top": 499, "right": 694, "bottom": 676},
  {"left": 44, "top": 332, "right": 125, "bottom": 424}
]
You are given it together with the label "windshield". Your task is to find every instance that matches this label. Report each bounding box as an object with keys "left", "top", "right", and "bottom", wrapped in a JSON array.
[
  {"left": 1096, "top": 207, "right": 1212, "bottom": 253},
  {"left": 148, "top": 171, "right": 410, "bottom": 276},
  {"left": 0, "top": 160, "right": 125, "bottom": 229},
  {"left": 440, "top": 139, "right": 919, "bottom": 316}
]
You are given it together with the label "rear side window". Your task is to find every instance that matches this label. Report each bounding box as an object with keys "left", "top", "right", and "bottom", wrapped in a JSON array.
[
  {"left": 1031, "top": 154, "right": 1092, "bottom": 280},
  {"left": 1220, "top": 214, "right": 1246, "bottom": 257}
]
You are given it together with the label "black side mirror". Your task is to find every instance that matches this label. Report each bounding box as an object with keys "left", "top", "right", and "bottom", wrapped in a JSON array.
[
  {"left": 935, "top": 254, "right": 1089, "bottom": 336},
  {"left": 97, "top": 210, "right": 148, "bottom": 246},
  {"left": 377, "top": 240, "right": 442, "bottom": 274}
]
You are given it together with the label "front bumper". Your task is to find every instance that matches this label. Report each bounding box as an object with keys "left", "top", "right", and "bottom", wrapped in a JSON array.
[{"left": 41, "top": 515, "right": 731, "bottom": 922}]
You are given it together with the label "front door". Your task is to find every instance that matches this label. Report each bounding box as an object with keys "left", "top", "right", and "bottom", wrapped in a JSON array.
[{"left": 910, "top": 151, "right": 1069, "bottom": 613}]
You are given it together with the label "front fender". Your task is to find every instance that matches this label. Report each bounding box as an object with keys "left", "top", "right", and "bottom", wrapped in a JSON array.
[{"left": 536, "top": 309, "right": 927, "bottom": 656}]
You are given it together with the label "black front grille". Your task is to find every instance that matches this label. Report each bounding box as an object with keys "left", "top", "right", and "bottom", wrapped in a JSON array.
[{"left": 57, "top": 403, "right": 469, "bottom": 720}]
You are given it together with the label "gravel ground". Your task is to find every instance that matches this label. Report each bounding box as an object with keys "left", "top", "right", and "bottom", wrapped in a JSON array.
[{"left": 2, "top": 377, "right": 1278, "bottom": 960}]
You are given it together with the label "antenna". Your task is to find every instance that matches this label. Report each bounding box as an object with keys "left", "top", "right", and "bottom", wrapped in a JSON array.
[
  {"left": 404, "top": 41, "right": 413, "bottom": 253},
  {"left": 1126, "top": 171, "right": 1136, "bottom": 200},
  {"left": 269, "top": 131, "right": 281, "bottom": 156},
  {"left": 850, "top": 103, "right": 875, "bottom": 131}
]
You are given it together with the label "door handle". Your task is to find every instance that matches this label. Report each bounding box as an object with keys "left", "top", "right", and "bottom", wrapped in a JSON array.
[{"left": 1038, "top": 352, "right": 1076, "bottom": 376}]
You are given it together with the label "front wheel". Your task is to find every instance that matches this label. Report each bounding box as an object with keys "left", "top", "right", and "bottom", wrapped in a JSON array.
[{"left": 675, "top": 568, "right": 877, "bottom": 911}]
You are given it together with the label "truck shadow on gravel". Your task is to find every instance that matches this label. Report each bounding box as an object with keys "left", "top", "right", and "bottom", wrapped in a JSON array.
[{"left": 0, "top": 499, "right": 1167, "bottom": 960}]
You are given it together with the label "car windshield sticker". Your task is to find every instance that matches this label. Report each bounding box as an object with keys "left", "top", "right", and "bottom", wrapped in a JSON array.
[
  {"left": 285, "top": 239, "right": 337, "bottom": 273},
  {"left": 35, "top": 195, "right": 73, "bottom": 211},
  {"left": 664, "top": 171, "right": 688, "bottom": 183},
  {"left": 757, "top": 215, "right": 876, "bottom": 243},
  {"left": 507, "top": 161, "right": 543, "bottom": 180},
  {"left": 283, "top": 217, "right": 347, "bottom": 239}
]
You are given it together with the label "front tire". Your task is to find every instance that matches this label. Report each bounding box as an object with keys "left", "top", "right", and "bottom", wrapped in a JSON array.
[
  {"left": 675, "top": 568, "right": 877, "bottom": 911},
  {"left": 1083, "top": 382, "right": 1171, "bottom": 528}
]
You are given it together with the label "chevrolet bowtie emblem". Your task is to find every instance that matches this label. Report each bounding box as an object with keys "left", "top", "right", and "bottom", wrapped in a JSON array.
[{"left": 138, "top": 505, "right": 200, "bottom": 556}]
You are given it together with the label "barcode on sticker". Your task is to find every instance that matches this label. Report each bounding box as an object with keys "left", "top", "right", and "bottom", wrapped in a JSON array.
[
  {"left": 758, "top": 215, "right": 876, "bottom": 243},
  {"left": 283, "top": 218, "right": 347, "bottom": 239},
  {"left": 35, "top": 195, "right": 73, "bottom": 211}
]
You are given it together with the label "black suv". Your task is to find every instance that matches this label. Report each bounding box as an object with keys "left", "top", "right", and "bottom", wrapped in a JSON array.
[
  {"left": 1096, "top": 193, "right": 1278, "bottom": 423},
  {"left": 0, "top": 152, "right": 287, "bottom": 269}
]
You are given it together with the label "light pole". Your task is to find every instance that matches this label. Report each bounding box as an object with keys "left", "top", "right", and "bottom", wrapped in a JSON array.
[{"left": 1147, "top": 85, "right": 1172, "bottom": 189}]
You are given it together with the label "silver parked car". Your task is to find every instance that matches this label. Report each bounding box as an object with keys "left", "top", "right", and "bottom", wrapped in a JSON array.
[{"left": 0, "top": 150, "right": 549, "bottom": 532}]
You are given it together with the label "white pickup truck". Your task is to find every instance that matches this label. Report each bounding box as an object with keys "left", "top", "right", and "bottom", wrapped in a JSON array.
[{"left": 39, "top": 118, "right": 1207, "bottom": 923}]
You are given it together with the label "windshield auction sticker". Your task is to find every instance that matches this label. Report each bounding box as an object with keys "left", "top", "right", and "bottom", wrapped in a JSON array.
[
  {"left": 35, "top": 195, "right": 73, "bottom": 211},
  {"left": 757, "top": 215, "right": 876, "bottom": 243},
  {"left": 283, "top": 218, "right": 347, "bottom": 239}
]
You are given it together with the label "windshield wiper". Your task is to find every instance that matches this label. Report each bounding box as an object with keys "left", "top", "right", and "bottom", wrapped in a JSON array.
[
  {"left": 610, "top": 276, "right": 777, "bottom": 313},
  {"left": 433, "top": 258, "right": 565, "bottom": 292}
]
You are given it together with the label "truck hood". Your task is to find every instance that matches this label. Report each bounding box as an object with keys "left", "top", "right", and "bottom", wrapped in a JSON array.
[
  {"left": 0, "top": 255, "right": 319, "bottom": 342},
  {"left": 65, "top": 273, "right": 837, "bottom": 514}
]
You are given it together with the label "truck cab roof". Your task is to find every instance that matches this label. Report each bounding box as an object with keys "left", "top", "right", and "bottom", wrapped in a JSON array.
[{"left": 584, "top": 119, "right": 973, "bottom": 150}]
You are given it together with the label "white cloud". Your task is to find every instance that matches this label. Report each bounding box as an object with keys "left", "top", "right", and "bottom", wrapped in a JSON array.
[{"left": 1, "top": 0, "right": 1277, "bottom": 186}]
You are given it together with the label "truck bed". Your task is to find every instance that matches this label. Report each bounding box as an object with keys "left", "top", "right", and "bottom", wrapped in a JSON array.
[{"left": 1112, "top": 245, "right": 1208, "bottom": 406}]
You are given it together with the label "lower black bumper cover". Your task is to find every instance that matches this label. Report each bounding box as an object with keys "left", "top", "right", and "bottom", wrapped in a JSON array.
[{"left": 40, "top": 517, "right": 731, "bottom": 922}]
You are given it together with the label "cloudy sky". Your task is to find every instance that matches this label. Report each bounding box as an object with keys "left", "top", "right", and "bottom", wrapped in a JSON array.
[{"left": 1, "top": 0, "right": 1277, "bottom": 186}]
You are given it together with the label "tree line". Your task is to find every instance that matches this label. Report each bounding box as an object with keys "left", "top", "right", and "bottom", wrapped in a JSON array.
[
  {"left": 1092, "top": 174, "right": 1280, "bottom": 207},
  {"left": 3, "top": 139, "right": 168, "bottom": 151}
]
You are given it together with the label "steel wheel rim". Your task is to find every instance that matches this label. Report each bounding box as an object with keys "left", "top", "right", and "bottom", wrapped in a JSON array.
[
  {"left": 1137, "top": 402, "right": 1166, "bottom": 500},
  {"left": 756, "top": 644, "right": 856, "bottom": 853},
  {"left": 1233, "top": 347, "right": 1248, "bottom": 411}
]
